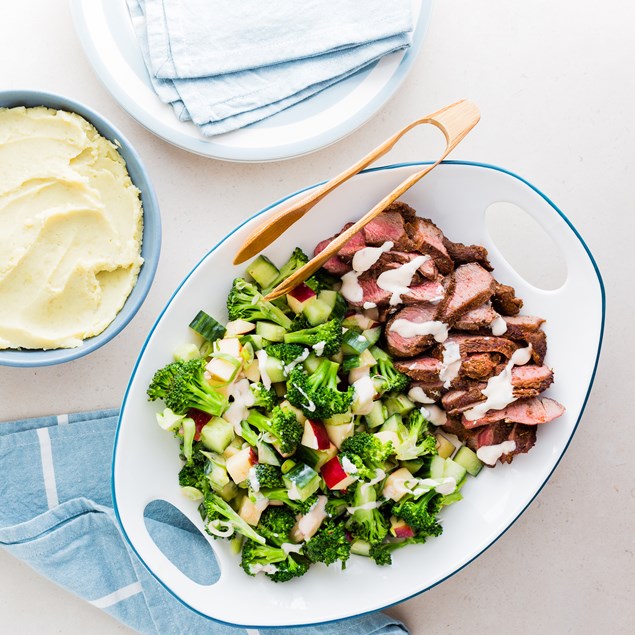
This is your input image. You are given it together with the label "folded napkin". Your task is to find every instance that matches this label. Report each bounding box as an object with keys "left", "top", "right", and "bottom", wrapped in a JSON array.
[
  {"left": 126, "top": 0, "right": 412, "bottom": 136},
  {"left": 0, "top": 410, "right": 408, "bottom": 635}
]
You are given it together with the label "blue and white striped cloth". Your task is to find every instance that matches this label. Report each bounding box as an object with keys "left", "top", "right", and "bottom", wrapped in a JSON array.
[{"left": 0, "top": 410, "right": 407, "bottom": 635}]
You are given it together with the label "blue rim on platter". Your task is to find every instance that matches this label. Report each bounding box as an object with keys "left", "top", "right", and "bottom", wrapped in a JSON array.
[
  {"left": 71, "top": 0, "right": 433, "bottom": 162},
  {"left": 112, "top": 161, "right": 605, "bottom": 628},
  {"left": 0, "top": 90, "right": 161, "bottom": 367}
]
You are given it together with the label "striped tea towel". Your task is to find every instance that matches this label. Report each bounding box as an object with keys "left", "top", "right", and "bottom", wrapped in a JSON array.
[{"left": 0, "top": 409, "right": 408, "bottom": 635}]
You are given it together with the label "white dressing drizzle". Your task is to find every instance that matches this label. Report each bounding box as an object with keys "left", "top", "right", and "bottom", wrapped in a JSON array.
[
  {"left": 346, "top": 501, "right": 383, "bottom": 514},
  {"left": 408, "top": 386, "right": 435, "bottom": 404},
  {"left": 491, "top": 316, "right": 508, "bottom": 336},
  {"left": 477, "top": 440, "right": 517, "bottom": 466},
  {"left": 376, "top": 255, "right": 431, "bottom": 305},
  {"left": 312, "top": 341, "right": 326, "bottom": 356},
  {"left": 281, "top": 542, "right": 304, "bottom": 556},
  {"left": 390, "top": 318, "right": 449, "bottom": 343},
  {"left": 363, "top": 301, "right": 377, "bottom": 310},
  {"left": 463, "top": 345, "right": 533, "bottom": 421},
  {"left": 283, "top": 347, "right": 310, "bottom": 374},
  {"left": 249, "top": 563, "right": 278, "bottom": 575},
  {"left": 340, "top": 270, "right": 363, "bottom": 303},
  {"left": 351, "top": 374, "right": 376, "bottom": 415},
  {"left": 352, "top": 241, "right": 394, "bottom": 273},
  {"left": 439, "top": 340, "right": 461, "bottom": 388},
  {"left": 420, "top": 404, "right": 447, "bottom": 426}
]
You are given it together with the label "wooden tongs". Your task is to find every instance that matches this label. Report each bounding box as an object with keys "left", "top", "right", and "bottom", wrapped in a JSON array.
[{"left": 233, "top": 99, "right": 480, "bottom": 301}]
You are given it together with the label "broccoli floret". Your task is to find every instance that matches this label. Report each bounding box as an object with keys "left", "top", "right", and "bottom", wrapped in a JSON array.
[
  {"left": 240, "top": 420, "right": 259, "bottom": 447},
  {"left": 261, "top": 490, "right": 318, "bottom": 515},
  {"left": 305, "top": 269, "right": 340, "bottom": 293},
  {"left": 283, "top": 319, "right": 343, "bottom": 357},
  {"left": 256, "top": 506, "right": 296, "bottom": 546},
  {"left": 340, "top": 432, "right": 395, "bottom": 477},
  {"left": 346, "top": 480, "right": 389, "bottom": 546},
  {"left": 178, "top": 448, "right": 208, "bottom": 493},
  {"left": 203, "top": 492, "right": 265, "bottom": 544},
  {"left": 147, "top": 358, "right": 227, "bottom": 417},
  {"left": 371, "top": 347, "right": 411, "bottom": 395},
  {"left": 289, "top": 313, "right": 311, "bottom": 332},
  {"left": 226, "top": 278, "right": 292, "bottom": 330},
  {"left": 286, "top": 359, "right": 353, "bottom": 419},
  {"left": 241, "top": 539, "right": 309, "bottom": 583},
  {"left": 394, "top": 408, "right": 438, "bottom": 461},
  {"left": 246, "top": 406, "right": 303, "bottom": 455},
  {"left": 304, "top": 519, "right": 351, "bottom": 566},
  {"left": 262, "top": 248, "right": 309, "bottom": 294},
  {"left": 250, "top": 382, "right": 278, "bottom": 410},
  {"left": 391, "top": 489, "right": 443, "bottom": 537},
  {"left": 265, "top": 342, "right": 307, "bottom": 364},
  {"left": 252, "top": 464, "right": 284, "bottom": 490},
  {"left": 325, "top": 492, "right": 353, "bottom": 519},
  {"left": 369, "top": 534, "right": 428, "bottom": 566}
]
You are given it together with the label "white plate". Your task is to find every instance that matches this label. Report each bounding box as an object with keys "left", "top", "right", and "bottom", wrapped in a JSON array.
[
  {"left": 71, "top": 0, "right": 432, "bottom": 162},
  {"left": 114, "top": 162, "right": 604, "bottom": 627}
]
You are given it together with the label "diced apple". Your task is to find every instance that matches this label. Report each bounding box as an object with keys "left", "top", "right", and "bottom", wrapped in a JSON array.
[
  {"left": 313, "top": 443, "right": 338, "bottom": 470},
  {"left": 324, "top": 421, "right": 355, "bottom": 449},
  {"left": 390, "top": 516, "right": 415, "bottom": 539},
  {"left": 374, "top": 430, "right": 400, "bottom": 447},
  {"left": 382, "top": 467, "right": 413, "bottom": 502},
  {"left": 286, "top": 284, "right": 317, "bottom": 313},
  {"left": 239, "top": 495, "right": 268, "bottom": 527},
  {"left": 321, "top": 456, "right": 357, "bottom": 490},
  {"left": 226, "top": 447, "right": 257, "bottom": 484},
  {"left": 214, "top": 337, "right": 242, "bottom": 358},
  {"left": 435, "top": 433, "right": 456, "bottom": 459},
  {"left": 225, "top": 320, "right": 255, "bottom": 336},
  {"left": 243, "top": 360, "right": 261, "bottom": 383},
  {"left": 205, "top": 357, "right": 238, "bottom": 383},
  {"left": 291, "top": 495, "right": 328, "bottom": 541},
  {"left": 301, "top": 419, "right": 331, "bottom": 450}
]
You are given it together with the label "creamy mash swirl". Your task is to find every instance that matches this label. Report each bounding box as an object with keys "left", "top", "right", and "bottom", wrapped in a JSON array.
[{"left": 0, "top": 106, "right": 144, "bottom": 350}]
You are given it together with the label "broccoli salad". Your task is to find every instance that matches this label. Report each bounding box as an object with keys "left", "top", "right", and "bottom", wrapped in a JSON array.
[{"left": 147, "top": 247, "right": 484, "bottom": 583}]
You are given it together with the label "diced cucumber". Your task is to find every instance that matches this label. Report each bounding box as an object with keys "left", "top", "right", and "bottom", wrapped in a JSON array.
[
  {"left": 342, "top": 329, "right": 371, "bottom": 355},
  {"left": 324, "top": 412, "right": 353, "bottom": 426},
  {"left": 263, "top": 355, "right": 286, "bottom": 383},
  {"left": 350, "top": 540, "right": 371, "bottom": 557},
  {"left": 205, "top": 461, "right": 230, "bottom": 490},
  {"left": 246, "top": 255, "right": 279, "bottom": 289},
  {"left": 255, "top": 321, "right": 286, "bottom": 342},
  {"left": 303, "top": 352, "right": 322, "bottom": 373},
  {"left": 380, "top": 413, "right": 403, "bottom": 434},
  {"left": 362, "top": 326, "right": 382, "bottom": 346},
  {"left": 257, "top": 440, "right": 281, "bottom": 466},
  {"left": 173, "top": 342, "right": 201, "bottom": 362},
  {"left": 429, "top": 455, "right": 446, "bottom": 480},
  {"left": 302, "top": 297, "right": 333, "bottom": 326},
  {"left": 442, "top": 457, "right": 468, "bottom": 485},
  {"left": 240, "top": 333, "right": 265, "bottom": 350},
  {"left": 189, "top": 310, "right": 225, "bottom": 342},
  {"left": 200, "top": 418, "right": 235, "bottom": 454},
  {"left": 401, "top": 458, "right": 425, "bottom": 475},
  {"left": 342, "top": 314, "right": 375, "bottom": 330},
  {"left": 365, "top": 400, "right": 387, "bottom": 429},
  {"left": 283, "top": 464, "right": 321, "bottom": 502},
  {"left": 342, "top": 355, "right": 360, "bottom": 372},
  {"left": 453, "top": 445, "right": 483, "bottom": 477},
  {"left": 319, "top": 290, "right": 347, "bottom": 321},
  {"left": 384, "top": 394, "right": 416, "bottom": 416},
  {"left": 281, "top": 459, "right": 297, "bottom": 474}
]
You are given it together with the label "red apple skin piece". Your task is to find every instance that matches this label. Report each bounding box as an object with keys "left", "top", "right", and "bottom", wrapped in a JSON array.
[
  {"left": 391, "top": 520, "right": 415, "bottom": 539},
  {"left": 321, "top": 456, "right": 349, "bottom": 489},
  {"left": 309, "top": 420, "right": 331, "bottom": 450},
  {"left": 288, "top": 283, "right": 316, "bottom": 303},
  {"left": 188, "top": 408, "right": 212, "bottom": 441}
]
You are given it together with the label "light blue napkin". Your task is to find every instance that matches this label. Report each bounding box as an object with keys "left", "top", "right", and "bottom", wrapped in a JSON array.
[
  {"left": 0, "top": 409, "right": 408, "bottom": 635},
  {"left": 126, "top": 0, "right": 412, "bottom": 136}
]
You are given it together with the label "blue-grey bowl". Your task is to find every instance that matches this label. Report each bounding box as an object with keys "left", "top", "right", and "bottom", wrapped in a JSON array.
[{"left": 0, "top": 90, "right": 161, "bottom": 367}]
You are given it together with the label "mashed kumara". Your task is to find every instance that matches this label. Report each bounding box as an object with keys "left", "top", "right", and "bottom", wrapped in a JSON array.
[{"left": 0, "top": 106, "right": 144, "bottom": 350}]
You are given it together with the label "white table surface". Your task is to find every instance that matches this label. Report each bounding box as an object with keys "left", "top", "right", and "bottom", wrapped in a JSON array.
[{"left": 1, "top": 1, "right": 634, "bottom": 633}]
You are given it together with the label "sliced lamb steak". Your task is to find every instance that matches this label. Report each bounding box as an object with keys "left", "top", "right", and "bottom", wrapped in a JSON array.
[
  {"left": 321, "top": 255, "right": 351, "bottom": 276},
  {"left": 385, "top": 303, "right": 438, "bottom": 358},
  {"left": 394, "top": 356, "right": 443, "bottom": 382},
  {"left": 461, "top": 396, "right": 565, "bottom": 428},
  {"left": 492, "top": 282, "right": 523, "bottom": 316},
  {"left": 436, "top": 334, "right": 518, "bottom": 359},
  {"left": 453, "top": 305, "right": 501, "bottom": 331},
  {"left": 408, "top": 380, "right": 444, "bottom": 401},
  {"left": 401, "top": 281, "right": 446, "bottom": 305},
  {"left": 461, "top": 353, "right": 500, "bottom": 380},
  {"left": 503, "top": 315, "right": 548, "bottom": 365},
  {"left": 362, "top": 209, "right": 417, "bottom": 251},
  {"left": 407, "top": 217, "right": 454, "bottom": 274},
  {"left": 439, "top": 263, "right": 496, "bottom": 322},
  {"left": 443, "top": 238, "right": 493, "bottom": 271},
  {"left": 371, "top": 250, "right": 438, "bottom": 280}
]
